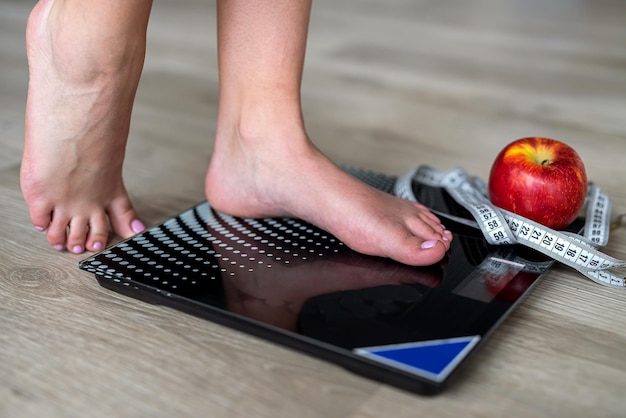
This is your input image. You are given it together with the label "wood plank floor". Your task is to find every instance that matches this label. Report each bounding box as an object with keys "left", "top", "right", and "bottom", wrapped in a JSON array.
[{"left": 2, "top": 0, "right": 626, "bottom": 416}]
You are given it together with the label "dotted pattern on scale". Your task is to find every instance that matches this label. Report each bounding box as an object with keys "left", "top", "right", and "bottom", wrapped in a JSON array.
[{"left": 79, "top": 167, "right": 391, "bottom": 291}]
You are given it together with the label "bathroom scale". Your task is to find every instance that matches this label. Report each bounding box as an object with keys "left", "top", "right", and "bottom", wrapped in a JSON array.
[{"left": 79, "top": 168, "right": 584, "bottom": 395}]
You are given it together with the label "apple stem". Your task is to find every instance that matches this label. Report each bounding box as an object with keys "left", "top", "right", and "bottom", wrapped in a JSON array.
[{"left": 541, "top": 159, "right": 553, "bottom": 166}]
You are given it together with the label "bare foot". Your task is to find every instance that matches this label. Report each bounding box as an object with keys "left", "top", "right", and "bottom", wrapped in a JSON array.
[
  {"left": 208, "top": 0, "right": 449, "bottom": 265},
  {"left": 21, "top": 0, "right": 148, "bottom": 254},
  {"left": 205, "top": 122, "right": 452, "bottom": 266}
]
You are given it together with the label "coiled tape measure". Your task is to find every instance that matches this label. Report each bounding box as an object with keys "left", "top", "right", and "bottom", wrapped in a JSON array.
[{"left": 394, "top": 166, "right": 626, "bottom": 289}]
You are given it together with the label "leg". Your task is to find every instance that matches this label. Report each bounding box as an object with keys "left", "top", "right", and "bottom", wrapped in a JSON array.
[
  {"left": 206, "top": 0, "right": 452, "bottom": 266},
  {"left": 21, "top": 0, "right": 152, "bottom": 253}
]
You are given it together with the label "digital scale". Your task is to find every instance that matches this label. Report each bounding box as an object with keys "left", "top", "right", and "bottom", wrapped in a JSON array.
[{"left": 80, "top": 168, "right": 584, "bottom": 395}]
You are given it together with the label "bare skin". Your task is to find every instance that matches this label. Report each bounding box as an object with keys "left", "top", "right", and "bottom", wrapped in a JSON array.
[
  {"left": 21, "top": 0, "right": 151, "bottom": 253},
  {"left": 22, "top": 0, "right": 452, "bottom": 265}
]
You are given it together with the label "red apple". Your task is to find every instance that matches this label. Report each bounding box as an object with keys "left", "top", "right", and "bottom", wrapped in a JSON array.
[{"left": 488, "top": 137, "right": 587, "bottom": 230}]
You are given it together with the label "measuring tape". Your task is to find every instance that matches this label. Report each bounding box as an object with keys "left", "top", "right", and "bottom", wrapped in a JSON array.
[{"left": 393, "top": 166, "right": 626, "bottom": 289}]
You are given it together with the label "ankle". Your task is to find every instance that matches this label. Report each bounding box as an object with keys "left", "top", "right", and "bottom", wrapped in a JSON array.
[{"left": 217, "top": 105, "right": 308, "bottom": 155}]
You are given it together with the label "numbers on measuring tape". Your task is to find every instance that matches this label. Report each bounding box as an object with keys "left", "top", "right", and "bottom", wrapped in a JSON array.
[
  {"left": 584, "top": 185, "right": 612, "bottom": 247},
  {"left": 395, "top": 165, "right": 625, "bottom": 289},
  {"left": 541, "top": 233, "right": 554, "bottom": 248},
  {"left": 529, "top": 228, "right": 543, "bottom": 243},
  {"left": 519, "top": 224, "right": 530, "bottom": 237},
  {"left": 565, "top": 246, "right": 579, "bottom": 261}
]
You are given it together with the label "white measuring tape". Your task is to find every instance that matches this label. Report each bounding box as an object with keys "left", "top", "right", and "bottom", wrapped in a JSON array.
[{"left": 394, "top": 166, "right": 626, "bottom": 289}]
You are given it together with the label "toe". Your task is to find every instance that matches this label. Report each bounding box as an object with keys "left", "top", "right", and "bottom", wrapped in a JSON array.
[
  {"left": 406, "top": 215, "right": 445, "bottom": 240},
  {"left": 397, "top": 236, "right": 449, "bottom": 266},
  {"left": 409, "top": 204, "right": 445, "bottom": 233},
  {"left": 412, "top": 202, "right": 442, "bottom": 222},
  {"left": 399, "top": 218, "right": 452, "bottom": 264},
  {"left": 46, "top": 212, "right": 69, "bottom": 251},
  {"left": 406, "top": 208, "right": 452, "bottom": 252},
  {"left": 27, "top": 200, "right": 53, "bottom": 232},
  {"left": 86, "top": 212, "right": 109, "bottom": 251},
  {"left": 67, "top": 216, "right": 89, "bottom": 254},
  {"left": 107, "top": 196, "right": 144, "bottom": 238},
  {"left": 404, "top": 237, "right": 450, "bottom": 266}
]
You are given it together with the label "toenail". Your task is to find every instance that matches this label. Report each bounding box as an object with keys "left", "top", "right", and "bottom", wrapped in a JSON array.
[
  {"left": 93, "top": 241, "right": 103, "bottom": 251},
  {"left": 34, "top": 225, "right": 45, "bottom": 232},
  {"left": 72, "top": 245, "right": 83, "bottom": 254},
  {"left": 131, "top": 219, "right": 145, "bottom": 234},
  {"left": 53, "top": 244, "right": 64, "bottom": 251},
  {"left": 421, "top": 240, "right": 438, "bottom": 249}
]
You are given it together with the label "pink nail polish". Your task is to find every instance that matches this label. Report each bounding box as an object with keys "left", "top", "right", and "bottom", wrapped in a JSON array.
[
  {"left": 53, "top": 244, "right": 64, "bottom": 251},
  {"left": 72, "top": 245, "right": 83, "bottom": 254},
  {"left": 131, "top": 219, "right": 145, "bottom": 234},
  {"left": 93, "top": 241, "right": 103, "bottom": 251},
  {"left": 421, "top": 240, "right": 438, "bottom": 249},
  {"left": 34, "top": 226, "right": 45, "bottom": 232}
]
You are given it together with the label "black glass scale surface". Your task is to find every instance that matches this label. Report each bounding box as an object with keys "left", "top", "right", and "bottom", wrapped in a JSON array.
[{"left": 79, "top": 168, "right": 581, "bottom": 395}]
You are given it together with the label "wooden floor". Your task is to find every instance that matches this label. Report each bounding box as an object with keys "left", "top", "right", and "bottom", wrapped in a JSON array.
[{"left": 2, "top": 0, "right": 626, "bottom": 416}]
